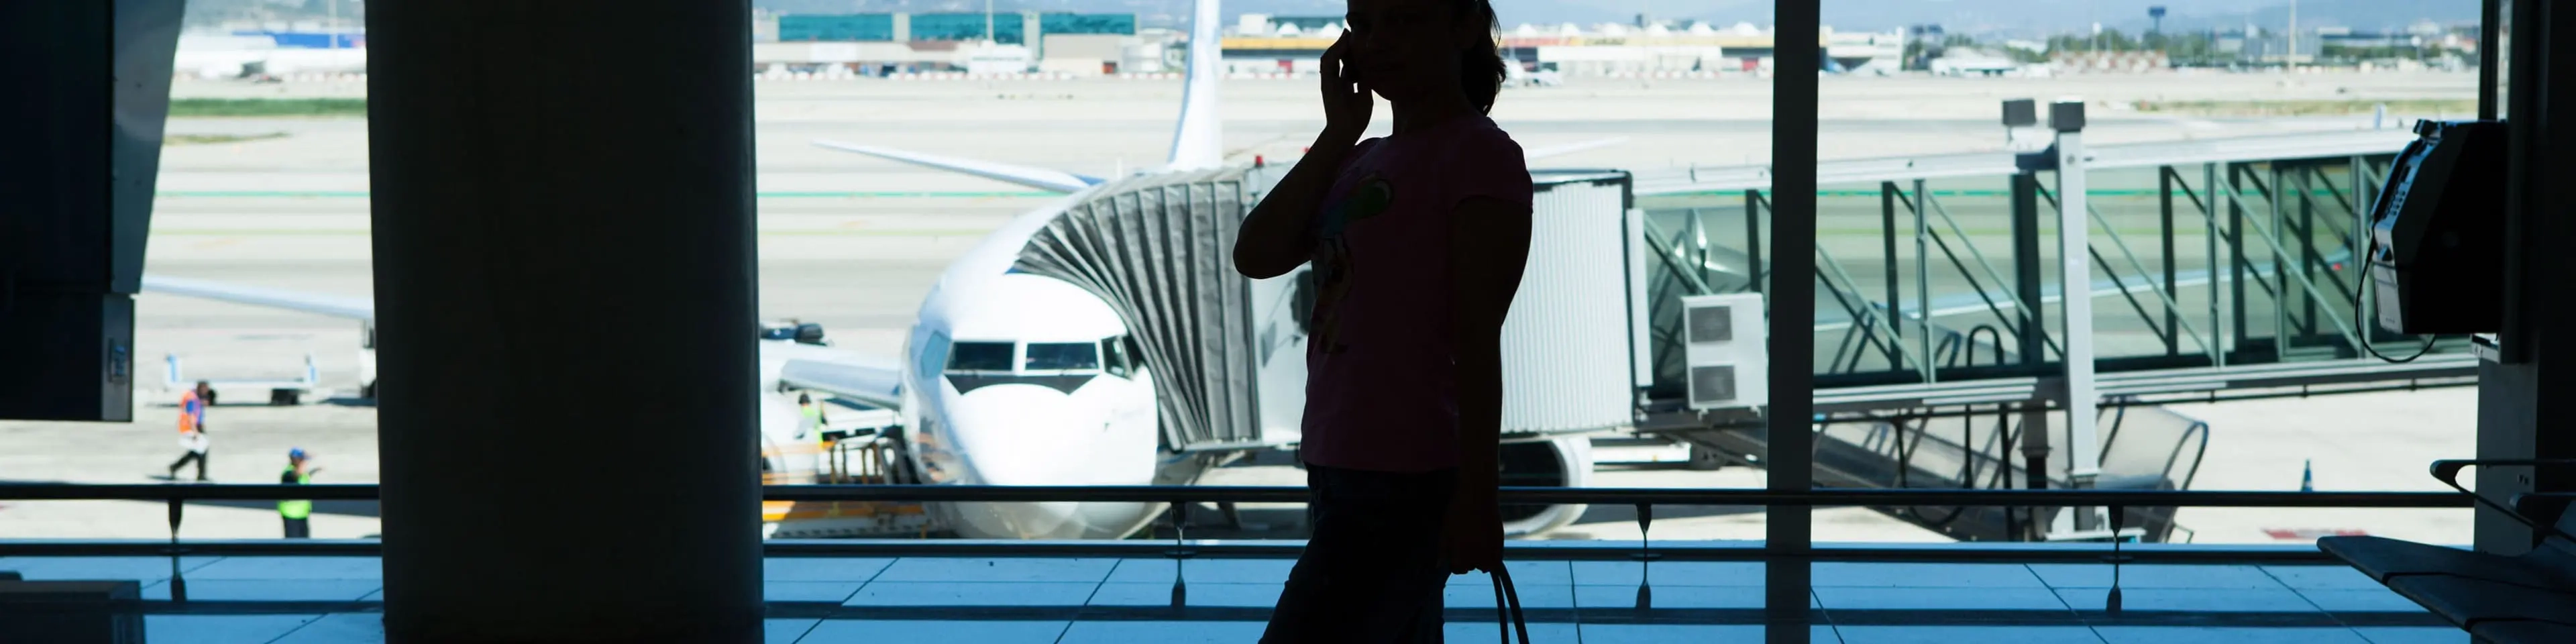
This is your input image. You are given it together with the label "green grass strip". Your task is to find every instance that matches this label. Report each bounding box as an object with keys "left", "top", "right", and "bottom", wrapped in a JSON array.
[
  {"left": 169, "top": 98, "right": 368, "bottom": 117},
  {"left": 150, "top": 228, "right": 1002, "bottom": 237},
  {"left": 157, "top": 191, "right": 1057, "bottom": 199},
  {"left": 1653, "top": 189, "right": 2361, "bottom": 199},
  {"left": 166, "top": 132, "right": 290, "bottom": 146},
  {"left": 2135, "top": 98, "right": 2479, "bottom": 117}
]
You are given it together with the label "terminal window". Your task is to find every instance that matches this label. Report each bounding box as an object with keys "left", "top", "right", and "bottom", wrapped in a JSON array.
[
  {"left": 777, "top": 14, "right": 896, "bottom": 42},
  {"left": 912, "top": 13, "right": 1025, "bottom": 44}
]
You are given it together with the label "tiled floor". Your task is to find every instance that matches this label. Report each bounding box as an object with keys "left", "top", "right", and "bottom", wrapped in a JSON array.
[{"left": 0, "top": 554, "right": 2467, "bottom": 643}]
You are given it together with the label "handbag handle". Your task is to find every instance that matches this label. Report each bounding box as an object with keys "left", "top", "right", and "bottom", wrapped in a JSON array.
[{"left": 1489, "top": 566, "right": 1531, "bottom": 644}]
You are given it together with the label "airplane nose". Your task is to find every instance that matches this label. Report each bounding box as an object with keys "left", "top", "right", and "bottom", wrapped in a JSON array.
[
  {"left": 932, "top": 378, "right": 1163, "bottom": 539},
  {"left": 941, "top": 382, "right": 1116, "bottom": 486}
]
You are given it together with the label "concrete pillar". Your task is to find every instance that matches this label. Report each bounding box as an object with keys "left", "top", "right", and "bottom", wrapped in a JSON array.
[
  {"left": 367, "top": 2, "right": 761, "bottom": 641},
  {"left": 2477, "top": 0, "right": 2576, "bottom": 555}
]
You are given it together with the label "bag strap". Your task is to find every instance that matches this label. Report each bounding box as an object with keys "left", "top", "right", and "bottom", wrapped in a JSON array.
[{"left": 1489, "top": 566, "right": 1531, "bottom": 644}]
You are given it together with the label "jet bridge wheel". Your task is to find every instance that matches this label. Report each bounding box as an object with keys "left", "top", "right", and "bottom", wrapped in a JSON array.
[{"left": 1688, "top": 444, "right": 1725, "bottom": 471}]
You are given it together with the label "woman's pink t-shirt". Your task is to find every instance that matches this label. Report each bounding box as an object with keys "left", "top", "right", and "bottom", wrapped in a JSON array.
[{"left": 1299, "top": 115, "right": 1532, "bottom": 473}]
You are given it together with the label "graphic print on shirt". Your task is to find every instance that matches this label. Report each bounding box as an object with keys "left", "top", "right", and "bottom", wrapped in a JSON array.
[{"left": 1309, "top": 174, "right": 1395, "bottom": 356}]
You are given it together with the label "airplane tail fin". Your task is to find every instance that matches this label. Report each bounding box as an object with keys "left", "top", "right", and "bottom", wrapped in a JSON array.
[{"left": 1164, "top": 0, "right": 1224, "bottom": 170}]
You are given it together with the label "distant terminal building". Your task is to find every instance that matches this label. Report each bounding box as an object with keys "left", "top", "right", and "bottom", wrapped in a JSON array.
[
  {"left": 753, "top": 11, "right": 1151, "bottom": 76},
  {"left": 1219, "top": 15, "right": 1872, "bottom": 78}
]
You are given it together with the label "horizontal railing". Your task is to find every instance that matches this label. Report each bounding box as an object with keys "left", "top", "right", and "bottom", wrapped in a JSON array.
[
  {"left": 0, "top": 482, "right": 2472, "bottom": 507},
  {"left": 0, "top": 484, "right": 2473, "bottom": 566},
  {"left": 0, "top": 538, "right": 2370, "bottom": 564}
]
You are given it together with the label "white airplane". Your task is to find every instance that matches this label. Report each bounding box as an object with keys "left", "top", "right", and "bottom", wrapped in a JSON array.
[{"left": 146, "top": 0, "right": 1619, "bottom": 541}]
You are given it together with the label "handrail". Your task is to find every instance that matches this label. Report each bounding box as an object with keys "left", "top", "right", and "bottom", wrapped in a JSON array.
[
  {"left": 0, "top": 483, "right": 2473, "bottom": 508},
  {"left": 0, "top": 537, "right": 2379, "bottom": 564}
]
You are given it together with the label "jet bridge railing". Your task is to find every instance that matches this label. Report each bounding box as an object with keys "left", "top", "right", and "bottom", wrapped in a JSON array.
[
  {"left": 1634, "top": 150, "right": 2467, "bottom": 389},
  {"left": 1627, "top": 132, "right": 2475, "bottom": 544}
]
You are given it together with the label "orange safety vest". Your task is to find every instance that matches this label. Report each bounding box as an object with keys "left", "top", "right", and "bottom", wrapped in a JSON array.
[{"left": 177, "top": 390, "right": 203, "bottom": 434}]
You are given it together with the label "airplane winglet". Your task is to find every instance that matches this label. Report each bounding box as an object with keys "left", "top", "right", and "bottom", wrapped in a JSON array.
[
  {"left": 812, "top": 140, "right": 1102, "bottom": 193},
  {"left": 1163, "top": 0, "right": 1224, "bottom": 170}
]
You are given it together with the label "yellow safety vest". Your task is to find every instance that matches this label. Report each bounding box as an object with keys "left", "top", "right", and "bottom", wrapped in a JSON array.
[
  {"left": 805, "top": 406, "right": 828, "bottom": 444},
  {"left": 278, "top": 470, "right": 312, "bottom": 520}
]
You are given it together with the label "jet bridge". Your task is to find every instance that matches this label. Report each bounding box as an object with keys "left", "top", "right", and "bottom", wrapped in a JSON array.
[
  {"left": 1010, "top": 166, "right": 1648, "bottom": 455},
  {"left": 1631, "top": 126, "right": 2477, "bottom": 543}
]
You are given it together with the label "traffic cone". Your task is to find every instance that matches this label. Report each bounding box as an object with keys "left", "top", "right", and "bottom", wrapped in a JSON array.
[{"left": 2301, "top": 459, "right": 2314, "bottom": 492}]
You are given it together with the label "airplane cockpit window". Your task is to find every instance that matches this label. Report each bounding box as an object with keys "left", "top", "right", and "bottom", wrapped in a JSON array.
[
  {"left": 1024, "top": 342, "right": 1100, "bottom": 372},
  {"left": 1102, "top": 335, "right": 1133, "bottom": 378},
  {"left": 946, "top": 341, "right": 1015, "bottom": 372}
]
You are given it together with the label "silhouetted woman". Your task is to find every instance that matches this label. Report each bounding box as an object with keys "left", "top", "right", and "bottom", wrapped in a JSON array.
[{"left": 1232, "top": 0, "right": 1531, "bottom": 640}]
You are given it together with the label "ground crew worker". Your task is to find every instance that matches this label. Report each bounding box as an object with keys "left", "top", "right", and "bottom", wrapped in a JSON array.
[
  {"left": 800, "top": 394, "right": 829, "bottom": 446},
  {"left": 165, "top": 381, "right": 213, "bottom": 482},
  {"left": 280, "top": 448, "right": 321, "bottom": 539}
]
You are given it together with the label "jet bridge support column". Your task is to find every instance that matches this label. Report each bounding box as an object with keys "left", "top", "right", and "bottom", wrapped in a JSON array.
[
  {"left": 369, "top": 1, "right": 761, "bottom": 642},
  {"left": 2051, "top": 101, "right": 2104, "bottom": 512}
]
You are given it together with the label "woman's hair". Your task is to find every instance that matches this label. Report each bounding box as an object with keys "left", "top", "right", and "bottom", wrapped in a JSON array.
[{"left": 1457, "top": 0, "right": 1504, "bottom": 115}]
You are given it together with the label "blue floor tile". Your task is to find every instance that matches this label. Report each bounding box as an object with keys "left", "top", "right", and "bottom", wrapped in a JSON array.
[
  {"left": 268, "top": 613, "right": 384, "bottom": 644},
  {"left": 765, "top": 581, "right": 864, "bottom": 603},
  {"left": 2028, "top": 564, "right": 2286, "bottom": 590},
  {"left": 2093, "top": 627, "right": 2369, "bottom": 644},
  {"left": 1057, "top": 620, "right": 1269, "bottom": 643},
  {"left": 796, "top": 619, "right": 1068, "bottom": 644},
  {"left": 1815, "top": 563, "right": 2047, "bottom": 588},
  {"left": 144, "top": 614, "right": 323, "bottom": 644},
  {"left": 1570, "top": 560, "right": 1765, "bottom": 586},
  {"left": 844, "top": 581, "right": 1099, "bottom": 607},
  {"left": 1443, "top": 620, "right": 1580, "bottom": 643},
  {"left": 2056, "top": 588, "right": 2318, "bottom": 613},
  {"left": 141, "top": 579, "right": 382, "bottom": 602},
  {"left": 872, "top": 557, "right": 1118, "bottom": 583},
  {"left": 1572, "top": 584, "right": 1774, "bottom": 609},
  {"left": 2262, "top": 566, "right": 2388, "bottom": 590},
  {"left": 1104, "top": 558, "right": 1295, "bottom": 584},
  {"left": 2296, "top": 589, "right": 2433, "bottom": 613},
  {"left": 765, "top": 557, "right": 895, "bottom": 582},
  {"left": 2352, "top": 627, "right": 2473, "bottom": 644},
  {"left": 764, "top": 619, "right": 822, "bottom": 644},
  {"left": 1444, "top": 581, "right": 1577, "bottom": 609},
  {"left": 1813, "top": 586, "right": 2072, "bottom": 611},
  {"left": 183, "top": 556, "right": 381, "bottom": 580},
  {"left": 1087, "top": 582, "right": 1283, "bottom": 608},
  {"left": 1582, "top": 623, "right": 1842, "bottom": 643},
  {"left": 1836, "top": 625, "right": 2106, "bottom": 644},
  {"left": 0, "top": 556, "right": 221, "bottom": 584}
]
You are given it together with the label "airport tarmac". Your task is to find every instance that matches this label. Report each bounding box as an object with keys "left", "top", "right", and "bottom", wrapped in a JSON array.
[{"left": 0, "top": 72, "right": 2480, "bottom": 544}]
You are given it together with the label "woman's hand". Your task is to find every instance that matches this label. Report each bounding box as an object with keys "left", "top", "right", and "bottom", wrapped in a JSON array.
[
  {"left": 1439, "top": 486, "right": 1504, "bottom": 574},
  {"left": 1320, "top": 34, "right": 1372, "bottom": 145}
]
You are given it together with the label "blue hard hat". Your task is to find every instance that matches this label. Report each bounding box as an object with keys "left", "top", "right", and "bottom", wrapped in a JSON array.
[{"left": 289, "top": 448, "right": 307, "bottom": 460}]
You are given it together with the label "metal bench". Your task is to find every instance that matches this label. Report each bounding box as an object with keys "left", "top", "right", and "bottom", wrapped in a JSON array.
[{"left": 2318, "top": 460, "right": 2576, "bottom": 643}]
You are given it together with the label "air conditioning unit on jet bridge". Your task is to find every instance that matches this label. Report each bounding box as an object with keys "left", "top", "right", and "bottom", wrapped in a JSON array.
[{"left": 1681, "top": 293, "right": 1768, "bottom": 411}]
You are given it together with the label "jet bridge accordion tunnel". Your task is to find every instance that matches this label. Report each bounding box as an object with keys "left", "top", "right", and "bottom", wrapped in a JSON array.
[
  {"left": 1629, "top": 129, "right": 2463, "bottom": 543},
  {"left": 1010, "top": 166, "right": 1646, "bottom": 535}
]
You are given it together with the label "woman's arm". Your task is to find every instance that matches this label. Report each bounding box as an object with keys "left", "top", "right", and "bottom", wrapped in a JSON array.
[
  {"left": 1232, "top": 35, "right": 1373, "bottom": 280},
  {"left": 1440, "top": 195, "right": 1534, "bottom": 574},
  {"left": 1233, "top": 136, "right": 1358, "bottom": 280}
]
